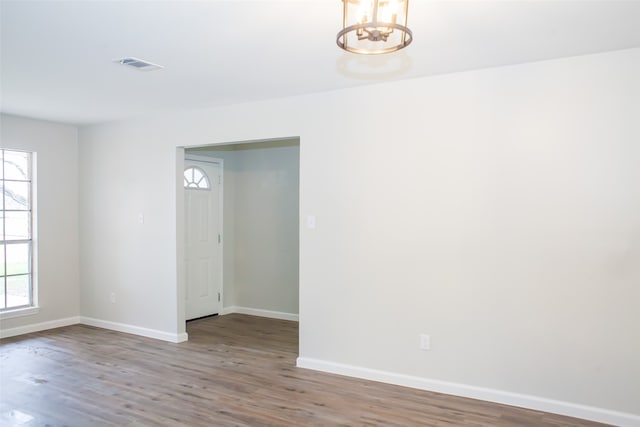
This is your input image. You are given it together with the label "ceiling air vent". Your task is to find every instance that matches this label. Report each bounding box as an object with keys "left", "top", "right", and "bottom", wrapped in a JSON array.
[{"left": 115, "top": 57, "right": 164, "bottom": 71}]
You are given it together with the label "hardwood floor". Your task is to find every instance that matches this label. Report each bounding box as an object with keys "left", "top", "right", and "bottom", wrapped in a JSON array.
[{"left": 1, "top": 314, "right": 608, "bottom": 426}]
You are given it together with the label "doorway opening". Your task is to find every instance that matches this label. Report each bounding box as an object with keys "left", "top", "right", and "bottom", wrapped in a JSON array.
[{"left": 180, "top": 137, "right": 300, "bottom": 332}]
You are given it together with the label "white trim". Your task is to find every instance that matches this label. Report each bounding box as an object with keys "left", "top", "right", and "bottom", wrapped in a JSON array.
[
  {"left": 222, "top": 305, "right": 299, "bottom": 322},
  {"left": 0, "top": 306, "right": 39, "bottom": 320},
  {"left": 296, "top": 358, "right": 640, "bottom": 427},
  {"left": 32, "top": 151, "right": 39, "bottom": 311},
  {"left": 0, "top": 315, "right": 80, "bottom": 339},
  {"left": 80, "top": 317, "right": 188, "bottom": 343},
  {"left": 173, "top": 332, "right": 188, "bottom": 343},
  {"left": 185, "top": 154, "right": 222, "bottom": 163}
]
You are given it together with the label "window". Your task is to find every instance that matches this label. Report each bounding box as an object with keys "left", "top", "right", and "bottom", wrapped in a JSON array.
[
  {"left": 184, "top": 166, "right": 210, "bottom": 190},
  {"left": 1, "top": 149, "right": 34, "bottom": 312}
]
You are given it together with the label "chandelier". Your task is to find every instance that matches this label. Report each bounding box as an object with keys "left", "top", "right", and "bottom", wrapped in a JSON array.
[{"left": 337, "top": 0, "right": 413, "bottom": 55}]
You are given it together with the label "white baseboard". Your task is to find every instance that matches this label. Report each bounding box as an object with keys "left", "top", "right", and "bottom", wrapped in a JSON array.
[
  {"left": 222, "top": 305, "right": 299, "bottom": 321},
  {"left": 0, "top": 316, "right": 81, "bottom": 339},
  {"left": 80, "top": 317, "right": 188, "bottom": 343},
  {"left": 296, "top": 357, "right": 640, "bottom": 427}
]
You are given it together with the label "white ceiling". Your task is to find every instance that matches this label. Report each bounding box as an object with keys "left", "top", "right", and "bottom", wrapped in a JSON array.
[{"left": 2, "top": 0, "right": 640, "bottom": 126}]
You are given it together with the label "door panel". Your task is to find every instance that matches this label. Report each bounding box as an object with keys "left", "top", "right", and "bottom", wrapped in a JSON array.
[{"left": 185, "top": 160, "right": 221, "bottom": 320}]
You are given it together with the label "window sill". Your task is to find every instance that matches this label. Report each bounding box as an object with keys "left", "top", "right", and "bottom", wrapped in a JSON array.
[{"left": 0, "top": 306, "right": 39, "bottom": 320}]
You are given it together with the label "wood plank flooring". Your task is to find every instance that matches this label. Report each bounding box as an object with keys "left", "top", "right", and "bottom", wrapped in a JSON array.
[{"left": 0, "top": 314, "right": 608, "bottom": 426}]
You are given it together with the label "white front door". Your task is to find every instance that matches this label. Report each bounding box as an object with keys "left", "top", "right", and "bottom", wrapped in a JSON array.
[{"left": 184, "top": 159, "right": 222, "bottom": 320}]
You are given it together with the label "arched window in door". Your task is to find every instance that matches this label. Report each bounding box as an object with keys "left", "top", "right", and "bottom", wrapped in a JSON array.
[{"left": 183, "top": 166, "right": 210, "bottom": 190}]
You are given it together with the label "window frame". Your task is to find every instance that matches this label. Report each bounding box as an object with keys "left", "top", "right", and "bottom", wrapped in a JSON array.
[
  {"left": 1, "top": 149, "right": 38, "bottom": 319},
  {"left": 183, "top": 166, "right": 211, "bottom": 190}
]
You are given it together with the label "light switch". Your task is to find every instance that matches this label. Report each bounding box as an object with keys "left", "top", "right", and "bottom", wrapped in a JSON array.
[
  {"left": 138, "top": 213, "right": 144, "bottom": 224},
  {"left": 420, "top": 334, "right": 430, "bottom": 351}
]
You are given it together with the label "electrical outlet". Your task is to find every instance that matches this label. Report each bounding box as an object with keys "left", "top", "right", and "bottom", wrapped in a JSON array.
[
  {"left": 420, "top": 334, "right": 430, "bottom": 351},
  {"left": 110, "top": 292, "right": 116, "bottom": 304}
]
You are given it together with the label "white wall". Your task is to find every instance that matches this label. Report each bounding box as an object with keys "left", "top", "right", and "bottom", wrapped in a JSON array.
[
  {"left": 189, "top": 141, "right": 300, "bottom": 316},
  {"left": 78, "top": 123, "right": 180, "bottom": 335},
  {"left": 0, "top": 114, "right": 80, "bottom": 332},
  {"left": 233, "top": 143, "right": 299, "bottom": 315},
  {"left": 78, "top": 48, "right": 640, "bottom": 421}
]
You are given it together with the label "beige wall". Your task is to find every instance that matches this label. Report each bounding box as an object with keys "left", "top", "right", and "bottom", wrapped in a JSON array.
[
  {"left": 77, "top": 48, "right": 639, "bottom": 420},
  {"left": 0, "top": 114, "right": 80, "bottom": 332}
]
